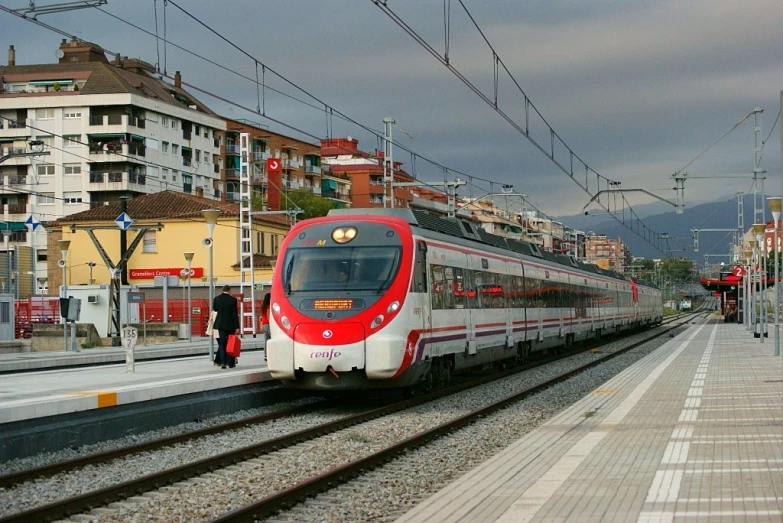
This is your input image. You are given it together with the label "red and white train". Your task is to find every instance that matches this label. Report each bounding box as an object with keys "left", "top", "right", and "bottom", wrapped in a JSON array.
[{"left": 267, "top": 209, "right": 662, "bottom": 392}]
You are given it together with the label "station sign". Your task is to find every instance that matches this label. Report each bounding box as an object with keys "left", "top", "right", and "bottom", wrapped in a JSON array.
[{"left": 129, "top": 267, "right": 204, "bottom": 279}]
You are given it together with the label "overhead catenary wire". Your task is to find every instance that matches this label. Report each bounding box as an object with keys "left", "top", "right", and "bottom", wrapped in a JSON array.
[{"left": 7, "top": 3, "right": 619, "bottom": 244}]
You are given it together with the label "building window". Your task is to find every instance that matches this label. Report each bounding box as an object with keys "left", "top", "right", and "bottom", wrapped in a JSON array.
[
  {"left": 64, "top": 164, "right": 81, "bottom": 175},
  {"left": 162, "top": 141, "right": 169, "bottom": 153},
  {"left": 63, "top": 192, "right": 82, "bottom": 204},
  {"left": 172, "top": 172, "right": 177, "bottom": 182},
  {"left": 37, "top": 164, "right": 55, "bottom": 176},
  {"left": 204, "top": 128, "right": 209, "bottom": 138},
  {"left": 161, "top": 116, "right": 168, "bottom": 126},
  {"left": 195, "top": 150, "right": 201, "bottom": 162},
  {"left": 36, "top": 108, "right": 54, "bottom": 120},
  {"left": 0, "top": 302, "right": 9, "bottom": 323},
  {"left": 171, "top": 119, "right": 178, "bottom": 130},
  {"left": 143, "top": 230, "right": 156, "bottom": 253},
  {"left": 195, "top": 125, "right": 200, "bottom": 136},
  {"left": 63, "top": 110, "right": 81, "bottom": 119},
  {"left": 38, "top": 193, "right": 55, "bottom": 204},
  {"left": 38, "top": 136, "right": 54, "bottom": 147},
  {"left": 36, "top": 250, "right": 47, "bottom": 262},
  {"left": 63, "top": 135, "right": 81, "bottom": 148},
  {"left": 172, "top": 144, "right": 179, "bottom": 155}
]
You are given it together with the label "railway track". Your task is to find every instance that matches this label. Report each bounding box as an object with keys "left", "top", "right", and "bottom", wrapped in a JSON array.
[{"left": 0, "top": 312, "right": 704, "bottom": 522}]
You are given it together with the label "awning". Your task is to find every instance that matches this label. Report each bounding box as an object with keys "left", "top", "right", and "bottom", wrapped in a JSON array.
[
  {"left": 28, "top": 80, "right": 73, "bottom": 86},
  {"left": 0, "top": 222, "right": 27, "bottom": 231},
  {"left": 322, "top": 179, "right": 337, "bottom": 190}
]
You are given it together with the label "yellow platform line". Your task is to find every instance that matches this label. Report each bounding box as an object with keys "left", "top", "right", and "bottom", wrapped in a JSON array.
[{"left": 67, "top": 391, "right": 118, "bottom": 408}]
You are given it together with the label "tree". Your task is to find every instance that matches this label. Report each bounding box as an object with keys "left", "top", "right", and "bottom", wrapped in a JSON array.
[
  {"left": 252, "top": 188, "right": 335, "bottom": 220},
  {"left": 660, "top": 257, "right": 697, "bottom": 284}
]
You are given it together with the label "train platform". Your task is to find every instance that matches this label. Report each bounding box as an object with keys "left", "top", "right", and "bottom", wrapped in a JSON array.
[
  {"left": 0, "top": 335, "right": 266, "bottom": 373},
  {"left": 0, "top": 338, "right": 271, "bottom": 426},
  {"left": 397, "top": 319, "right": 783, "bottom": 522}
]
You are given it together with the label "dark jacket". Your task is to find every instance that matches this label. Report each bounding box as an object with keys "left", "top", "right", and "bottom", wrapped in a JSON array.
[{"left": 213, "top": 292, "right": 239, "bottom": 333}]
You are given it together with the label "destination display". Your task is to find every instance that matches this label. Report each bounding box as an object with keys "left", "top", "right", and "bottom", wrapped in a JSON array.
[{"left": 304, "top": 298, "right": 365, "bottom": 311}]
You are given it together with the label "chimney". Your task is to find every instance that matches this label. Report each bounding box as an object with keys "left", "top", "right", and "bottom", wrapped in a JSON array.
[
  {"left": 7, "top": 45, "right": 14, "bottom": 66},
  {"left": 174, "top": 70, "right": 181, "bottom": 88}
]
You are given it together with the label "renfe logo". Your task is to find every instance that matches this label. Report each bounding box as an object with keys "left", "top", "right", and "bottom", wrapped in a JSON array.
[{"left": 310, "top": 348, "right": 342, "bottom": 360}]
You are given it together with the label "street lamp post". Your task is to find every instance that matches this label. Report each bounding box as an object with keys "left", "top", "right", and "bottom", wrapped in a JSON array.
[
  {"left": 744, "top": 249, "right": 753, "bottom": 330},
  {"left": 753, "top": 223, "right": 766, "bottom": 341},
  {"left": 767, "top": 197, "right": 781, "bottom": 356},
  {"left": 202, "top": 209, "right": 220, "bottom": 361},
  {"left": 184, "top": 252, "right": 194, "bottom": 343},
  {"left": 58, "top": 239, "right": 70, "bottom": 351}
]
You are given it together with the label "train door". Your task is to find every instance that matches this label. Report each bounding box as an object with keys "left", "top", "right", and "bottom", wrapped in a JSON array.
[
  {"left": 464, "top": 254, "right": 479, "bottom": 355},
  {"left": 413, "top": 241, "right": 430, "bottom": 335}
]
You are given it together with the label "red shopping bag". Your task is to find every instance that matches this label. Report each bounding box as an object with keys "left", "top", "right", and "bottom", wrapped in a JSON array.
[{"left": 226, "top": 335, "right": 241, "bottom": 358}]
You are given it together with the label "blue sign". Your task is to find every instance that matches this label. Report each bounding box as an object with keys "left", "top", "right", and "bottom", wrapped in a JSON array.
[
  {"left": 115, "top": 212, "right": 134, "bottom": 231},
  {"left": 24, "top": 215, "right": 40, "bottom": 231}
]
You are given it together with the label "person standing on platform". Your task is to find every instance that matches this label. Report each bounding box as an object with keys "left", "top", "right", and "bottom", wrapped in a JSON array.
[
  {"left": 261, "top": 293, "right": 271, "bottom": 361},
  {"left": 213, "top": 284, "right": 240, "bottom": 369}
]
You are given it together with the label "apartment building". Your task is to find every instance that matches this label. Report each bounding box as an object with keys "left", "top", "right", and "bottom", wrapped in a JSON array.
[
  {"left": 0, "top": 39, "right": 226, "bottom": 294},
  {"left": 221, "top": 119, "right": 326, "bottom": 209},
  {"left": 584, "top": 234, "right": 628, "bottom": 273},
  {"left": 320, "top": 137, "right": 411, "bottom": 208}
]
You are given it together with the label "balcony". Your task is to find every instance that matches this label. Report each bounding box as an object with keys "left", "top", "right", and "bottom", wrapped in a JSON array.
[
  {"left": 213, "top": 163, "right": 220, "bottom": 174},
  {"left": 253, "top": 150, "right": 267, "bottom": 161},
  {"left": 7, "top": 203, "right": 27, "bottom": 214},
  {"left": 129, "top": 116, "right": 146, "bottom": 129},
  {"left": 88, "top": 170, "right": 147, "bottom": 191},
  {"left": 252, "top": 175, "right": 266, "bottom": 185},
  {"left": 304, "top": 163, "right": 321, "bottom": 174},
  {"left": 183, "top": 157, "right": 192, "bottom": 167},
  {"left": 226, "top": 144, "right": 239, "bottom": 154},
  {"left": 8, "top": 175, "right": 27, "bottom": 185},
  {"left": 283, "top": 158, "right": 300, "bottom": 170},
  {"left": 0, "top": 118, "right": 31, "bottom": 138},
  {"left": 226, "top": 191, "right": 240, "bottom": 201}
]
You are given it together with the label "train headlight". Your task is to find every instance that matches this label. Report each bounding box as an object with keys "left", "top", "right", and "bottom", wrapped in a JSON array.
[
  {"left": 281, "top": 316, "right": 291, "bottom": 329},
  {"left": 371, "top": 314, "right": 385, "bottom": 329},
  {"left": 387, "top": 301, "right": 399, "bottom": 314},
  {"left": 272, "top": 302, "right": 280, "bottom": 315},
  {"left": 331, "top": 226, "right": 358, "bottom": 244}
]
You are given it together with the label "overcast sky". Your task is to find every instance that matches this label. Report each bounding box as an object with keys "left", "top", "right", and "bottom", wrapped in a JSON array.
[{"left": 2, "top": 0, "right": 781, "bottom": 225}]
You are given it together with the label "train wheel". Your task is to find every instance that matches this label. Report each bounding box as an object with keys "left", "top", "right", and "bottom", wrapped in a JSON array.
[
  {"left": 422, "top": 365, "right": 434, "bottom": 394},
  {"left": 442, "top": 359, "right": 452, "bottom": 387}
]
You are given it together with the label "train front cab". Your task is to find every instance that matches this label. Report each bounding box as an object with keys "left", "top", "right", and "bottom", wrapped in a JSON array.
[{"left": 267, "top": 215, "right": 432, "bottom": 391}]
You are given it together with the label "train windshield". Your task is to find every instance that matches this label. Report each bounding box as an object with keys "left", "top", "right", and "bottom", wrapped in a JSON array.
[{"left": 281, "top": 247, "right": 402, "bottom": 293}]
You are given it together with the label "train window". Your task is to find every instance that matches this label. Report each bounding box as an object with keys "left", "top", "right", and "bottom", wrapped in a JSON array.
[
  {"left": 281, "top": 247, "right": 401, "bottom": 293},
  {"left": 412, "top": 242, "right": 427, "bottom": 293},
  {"left": 431, "top": 265, "right": 447, "bottom": 309}
]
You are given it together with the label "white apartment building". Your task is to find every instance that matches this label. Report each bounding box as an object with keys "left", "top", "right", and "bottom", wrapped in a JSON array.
[{"left": 0, "top": 39, "right": 226, "bottom": 295}]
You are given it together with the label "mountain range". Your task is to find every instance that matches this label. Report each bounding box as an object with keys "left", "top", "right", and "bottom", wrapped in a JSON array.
[{"left": 555, "top": 194, "right": 767, "bottom": 262}]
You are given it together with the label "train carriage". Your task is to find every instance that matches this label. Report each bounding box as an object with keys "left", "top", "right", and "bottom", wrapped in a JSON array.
[{"left": 267, "top": 209, "right": 662, "bottom": 392}]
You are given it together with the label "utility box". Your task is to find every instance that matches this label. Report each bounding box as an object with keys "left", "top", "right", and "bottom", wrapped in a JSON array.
[
  {"left": 59, "top": 297, "right": 82, "bottom": 321},
  {"left": 87, "top": 294, "right": 99, "bottom": 304},
  {"left": 177, "top": 323, "right": 190, "bottom": 340}
]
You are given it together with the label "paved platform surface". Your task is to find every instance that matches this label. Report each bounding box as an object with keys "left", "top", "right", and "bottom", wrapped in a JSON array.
[
  {"left": 397, "top": 320, "right": 783, "bottom": 522},
  {"left": 0, "top": 339, "right": 272, "bottom": 425},
  {"left": 0, "top": 336, "right": 265, "bottom": 373}
]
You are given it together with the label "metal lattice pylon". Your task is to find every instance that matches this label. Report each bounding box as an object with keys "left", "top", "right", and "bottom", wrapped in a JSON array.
[{"left": 239, "top": 133, "right": 256, "bottom": 334}]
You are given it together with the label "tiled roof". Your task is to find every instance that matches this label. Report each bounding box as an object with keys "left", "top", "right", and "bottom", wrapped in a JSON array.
[
  {"left": 51, "top": 191, "right": 291, "bottom": 228},
  {"left": 232, "top": 254, "right": 278, "bottom": 269},
  {"left": 0, "top": 62, "right": 218, "bottom": 117}
]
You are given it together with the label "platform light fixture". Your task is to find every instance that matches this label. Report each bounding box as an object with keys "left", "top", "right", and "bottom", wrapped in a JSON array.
[
  {"left": 752, "top": 223, "right": 767, "bottom": 342},
  {"left": 58, "top": 239, "right": 70, "bottom": 351},
  {"left": 202, "top": 209, "right": 220, "bottom": 361},
  {"left": 768, "top": 197, "right": 781, "bottom": 356},
  {"left": 184, "top": 252, "right": 194, "bottom": 343}
]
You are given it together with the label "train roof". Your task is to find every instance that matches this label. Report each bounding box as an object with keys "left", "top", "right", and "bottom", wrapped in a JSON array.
[{"left": 325, "top": 208, "right": 657, "bottom": 288}]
